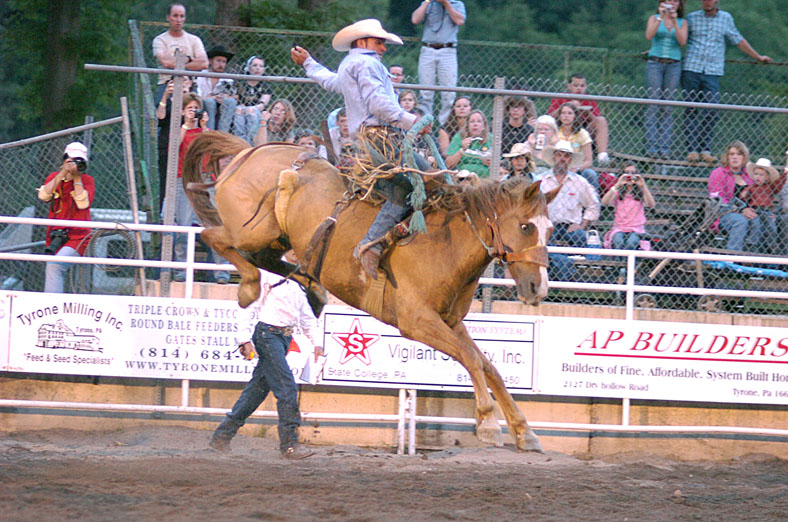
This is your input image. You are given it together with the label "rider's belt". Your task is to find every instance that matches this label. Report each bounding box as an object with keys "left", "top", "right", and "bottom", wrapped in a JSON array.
[
  {"left": 648, "top": 57, "right": 679, "bottom": 64},
  {"left": 258, "top": 322, "right": 294, "bottom": 337},
  {"left": 423, "top": 42, "right": 456, "bottom": 49}
]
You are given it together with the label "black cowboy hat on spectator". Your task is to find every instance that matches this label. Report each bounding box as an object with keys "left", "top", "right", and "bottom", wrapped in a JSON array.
[{"left": 207, "top": 45, "right": 234, "bottom": 61}]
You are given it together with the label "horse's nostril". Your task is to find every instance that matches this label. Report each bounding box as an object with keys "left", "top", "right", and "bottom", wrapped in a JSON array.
[{"left": 529, "top": 281, "right": 537, "bottom": 295}]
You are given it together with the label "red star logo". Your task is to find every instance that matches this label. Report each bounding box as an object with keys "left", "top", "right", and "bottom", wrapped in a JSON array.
[{"left": 332, "top": 318, "right": 379, "bottom": 366}]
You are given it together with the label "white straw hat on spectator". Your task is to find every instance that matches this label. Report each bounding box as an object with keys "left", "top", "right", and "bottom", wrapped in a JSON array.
[
  {"left": 745, "top": 158, "right": 780, "bottom": 183},
  {"left": 542, "top": 140, "right": 583, "bottom": 169},
  {"left": 64, "top": 142, "right": 88, "bottom": 161},
  {"left": 502, "top": 142, "right": 532, "bottom": 158},
  {"left": 332, "top": 19, "right": 403, "bottom": 52}
]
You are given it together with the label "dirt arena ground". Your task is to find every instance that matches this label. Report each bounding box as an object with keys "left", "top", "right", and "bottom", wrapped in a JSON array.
[{"left": 1, "top": 426, "right": 787, "bottom": 521}]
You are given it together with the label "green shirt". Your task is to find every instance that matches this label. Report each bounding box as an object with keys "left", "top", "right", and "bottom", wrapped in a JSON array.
[{"left": 447, "top": 133, "right": 492, "bottom": 178}]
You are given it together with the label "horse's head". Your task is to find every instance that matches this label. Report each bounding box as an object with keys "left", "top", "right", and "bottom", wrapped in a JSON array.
[{"left": 495, "top": 181, "right": 558, "bottom": 306}]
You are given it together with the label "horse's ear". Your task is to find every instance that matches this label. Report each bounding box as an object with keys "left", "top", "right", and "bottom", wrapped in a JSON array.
[
  {"left": 544, "top": 184, "right": 561, "bottom": 205},
  {"left": 522, "top": 180, "right": 542, "bottom": 202}
]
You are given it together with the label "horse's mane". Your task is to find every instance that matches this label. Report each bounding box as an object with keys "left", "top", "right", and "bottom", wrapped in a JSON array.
[{"left": 432, "top": 178, "right": 542, "bottom": 221}]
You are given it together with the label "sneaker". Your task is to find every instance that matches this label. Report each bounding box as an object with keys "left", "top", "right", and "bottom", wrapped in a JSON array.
[
  {"left": 700, "top": 152, "right": 717, "bottom": 164},
  {"left": 597, "top": 152, "right": 610, "bottom": 165},
  {"left": 281, "top": 445, "right": 314, "bottom": 460},
  {"left": 215, "top": 271, "right": 230, "bottom": 284},
  {"left": 686, "top": 152, "right": 700, "bottom": 163},
  {"left": 209, "top": 436, "right": 231, "bottom": 453}
]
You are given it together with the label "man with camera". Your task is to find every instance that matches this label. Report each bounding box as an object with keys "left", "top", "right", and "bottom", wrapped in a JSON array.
[{"left": 37, "top": 142, "right": 95, "bottom": 293}]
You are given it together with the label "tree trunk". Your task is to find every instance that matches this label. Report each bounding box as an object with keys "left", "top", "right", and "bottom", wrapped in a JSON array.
[
  {"left": 215, "top": 0, "right": 250, "bottom": 27},
  {"left": 43, "top": 0, "right": 80, "bottom": 132}
]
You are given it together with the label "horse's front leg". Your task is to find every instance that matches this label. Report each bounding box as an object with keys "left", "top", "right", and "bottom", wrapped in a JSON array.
[
  {"left": 398, "top": 309, "right": 502, "bottom": 447},
  {"left": 454, "top": 321, "right": 543, "bottom": 453}
]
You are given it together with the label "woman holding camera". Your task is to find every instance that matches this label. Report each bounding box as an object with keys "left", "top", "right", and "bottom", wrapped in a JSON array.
[
  {"left": 37, "top": 142, "right": 95, "bottom": 293},
  {"left": 644, "top": 0, "right": 687, "bottom": 159},
  {"left": 601, "top": 162, "right": 655, "bottom": 251},
  {"left": 445, "top": 110, "right": 492, "bottom": 178}
]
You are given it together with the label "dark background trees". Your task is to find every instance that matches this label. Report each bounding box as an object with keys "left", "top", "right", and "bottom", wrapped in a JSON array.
[{"left": 1, "top": 0, "right": 785, "bottom": 142}]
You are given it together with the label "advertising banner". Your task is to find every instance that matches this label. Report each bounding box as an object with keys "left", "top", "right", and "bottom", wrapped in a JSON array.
[
  {"left": 1, "top": 291, "right": 317, "bottom": 383},
  {"left": 536, "top": 317, "right": 788, "bottom": 405},
  {"left": 321, "top": 308, "right": 537, "bottom": 392}
]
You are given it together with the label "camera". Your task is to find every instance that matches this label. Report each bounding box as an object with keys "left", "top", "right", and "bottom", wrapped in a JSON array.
[
  {"left": 535, "top": 133, "right": 546, "bottom": 150},
  {"left": 73, "top": 158, "right": 87, "bottom": 172},
  {"left": 660, "top": 3, "right": 674, "bottom": 12},
  {"left": 45, "top": 229, "right": 69, "bottom": 255},
  {"left": 192, "top": 108, "right": 205, "bottom": 122}
]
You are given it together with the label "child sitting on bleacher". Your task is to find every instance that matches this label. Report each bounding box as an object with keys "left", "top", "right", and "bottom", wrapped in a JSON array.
[
  {"left": 739, "top": 158, "right": 784, "bottom": 254},
  {"left": 600, "top": 162, "right": 656, "bottom": 251}
]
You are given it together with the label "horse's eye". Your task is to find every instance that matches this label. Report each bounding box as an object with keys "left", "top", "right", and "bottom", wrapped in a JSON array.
[{"left": 520, "top": 223, "right": 533, "bottom": 234}]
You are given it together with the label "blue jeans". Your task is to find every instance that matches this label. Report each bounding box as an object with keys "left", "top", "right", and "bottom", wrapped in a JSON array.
[
  {"left": 681, "top": 71, "right": 720, "bottom": 154},
  {"left": 217, "top": 97, "right": 236, "bottom": 133},
  {"left": 202, "top": 98, "right": 218, "bottom": 130},
  {"left": 750, "top": 209, "right": 777, "bottom": 253},
  {"left": 212, "top": 323, "right": 302, "bottom": 451},
  {"left": 548, "top": 253, "right": 576, "bottom": 281},
  {"left": 44, "top": 245, "right": 80, "bottom": 293},
  {"left": 579, "top": 169, "right": 599, "bottom": 191},
  {"left": 719, "top": 211, "right": 750, "bottom": 251},
  {"left": 233, "top": 106, "right": 261, "bottom": 144},
  {"left": 612, "top": 231, "right": 642, "bottom": 251},
  {"left": 551, "top": 223, "right": 587, "bottom": 248},
  {"left": 417, "top": 46, "right": 458, "bottom": 126},
  {"left": 645, "top": 59, "right": 682, "bottom": 155}
]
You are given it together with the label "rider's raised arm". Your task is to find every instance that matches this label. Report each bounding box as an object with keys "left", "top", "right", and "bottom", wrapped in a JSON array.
[{"left": 303, "top": 57, "right": 341, "bottom": 94}]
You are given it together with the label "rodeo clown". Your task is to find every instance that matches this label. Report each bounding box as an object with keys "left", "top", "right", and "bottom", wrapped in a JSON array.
[{"left": 291, "top": 19, "right": 431, "bottom": 279}]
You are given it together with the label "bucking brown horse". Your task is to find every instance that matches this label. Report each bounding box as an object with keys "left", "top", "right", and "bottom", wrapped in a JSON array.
[{"left": 183, "top": 132, "right": 557, "bottom": 452}]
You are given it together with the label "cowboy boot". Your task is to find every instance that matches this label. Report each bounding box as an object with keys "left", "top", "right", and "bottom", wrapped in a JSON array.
[{"left": 353, "top": 243, "right": 383, "bottom": 279}]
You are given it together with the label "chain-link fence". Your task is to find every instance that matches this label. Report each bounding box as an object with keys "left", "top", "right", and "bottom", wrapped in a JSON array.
[
  {"left": 130, "top": 22, "right": 788, "bottom": 315},
  {"left": 0, "top": 117, "right": 144, "bottom": 294}
]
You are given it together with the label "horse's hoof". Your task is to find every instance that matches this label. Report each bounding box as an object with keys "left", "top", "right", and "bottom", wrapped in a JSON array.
[
  {"left": 516, "top": 432, "right": 544, "bottom": 453},
  {"left": 476, "top": 420, "right": 504, "bottom": 447}
]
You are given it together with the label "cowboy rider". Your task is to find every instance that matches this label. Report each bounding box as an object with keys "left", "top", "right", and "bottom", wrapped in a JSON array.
[{"left": 291, "top": 19, "right": 430, "bottom": 279}]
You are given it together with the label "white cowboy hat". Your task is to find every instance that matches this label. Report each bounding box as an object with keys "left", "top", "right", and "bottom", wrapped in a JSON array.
[
  {"left": 332, "top": 19, "right": 403, "bottom": 52},
  {"left": 541, "top": 140, "right": 583, "bottom": 169},
  {"left": 746, "top": 158, "right": 780, "bottom": 183},
  {"left": 502, "top": 142, "right": 532, "bottom": 158},
  {"left": 64, "top": 142, "right": 88, "bottom": 161}
]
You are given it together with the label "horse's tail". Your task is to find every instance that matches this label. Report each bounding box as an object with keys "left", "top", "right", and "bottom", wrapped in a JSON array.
[{"left": 182, "top": 131, "right": 251, "bottom": 227}]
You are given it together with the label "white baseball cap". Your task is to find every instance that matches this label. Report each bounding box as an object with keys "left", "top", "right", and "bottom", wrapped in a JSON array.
[{"left": 64, "top": 142, "right": 88, "bottom": 161}]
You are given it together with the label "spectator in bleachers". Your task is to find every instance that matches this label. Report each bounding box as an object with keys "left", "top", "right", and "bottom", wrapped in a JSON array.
[
  {"left": 389, "top": 63, "right": 405, "bottom": 94},
  {"left": 556, "top": 102, "right": 599, "bottom": 190},
  {"left": 38, "top": 142, "right": 95, "bottom": 293},
  {"left": 156, "top": 75, "right": 197, "bottom": 213},
  {"left": 707, "top": 140, "right": 757, "bottom": 251},
  {"left": 776, "top": 153, "right": 788, "bottom": 255},
  {"left": 328, "top": 108, "right": 355, "bottom": 167},
  {"left": 171, "top": 93, "right": 230, "bottom": 284},
  {"left": 445, "top": 110, "right": 492, "bottom": 178},
  {"left": 526, "top": 115, "right": 560, "bottom": 174},
  {"left": 195, "top": 45, "right": 235, "bottom": 131},
  {"left": 540, "top": 141, "right": 599, "bottom": 280},
  {"left": 600, "top": 162, "right": 656, "bottom": 251},
  {"left": 438, "top": 95, "right": 472, "bottom": 156},
  {"left": 501, "top": 96, "right": 536, "bottom": 156},
  {"left": 682, "top": 0, "right": 771, "bottom": 165},
  {"left": 540, "top": 140, "right": 601, "bottom": 248},
  {"left": 644, "top": 0, "right": 687, "bottom": 159},
  {"left": 152, "top": 3, "right": 208, "bottom": 105},
  {"left": 411, "top": 0, "right": 466, "bottom": 126},
  {"left": 226, "top": 56, "right": 274, "bottom": 144},
  {"left": 740, "top": 158, "right": 783, "bottom": 254},
  {"left": 500, "top": 143, "right": 537, "bottom": 185},
  {"left": 254, "top": 99, "right": 296, "bottom": 145},
  {"left": 295, "top": 129, "right": 329, "bottom": 160},
  {"left": 548, "top": 73, "right": 610, "bottom": 165},
  {"left": 398, "top": 90, "right": 418, "bottom": 114}
]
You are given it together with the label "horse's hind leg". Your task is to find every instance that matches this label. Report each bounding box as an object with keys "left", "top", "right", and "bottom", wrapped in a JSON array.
[
  {"left": 202, "top": 226, "right": 261, "bottom": 307},
  {"left": 398, "top": 309, "right": 503, "bottom": 447},
  {"left": 454, "top": 321, "right": 543, "bottom": 453}
]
